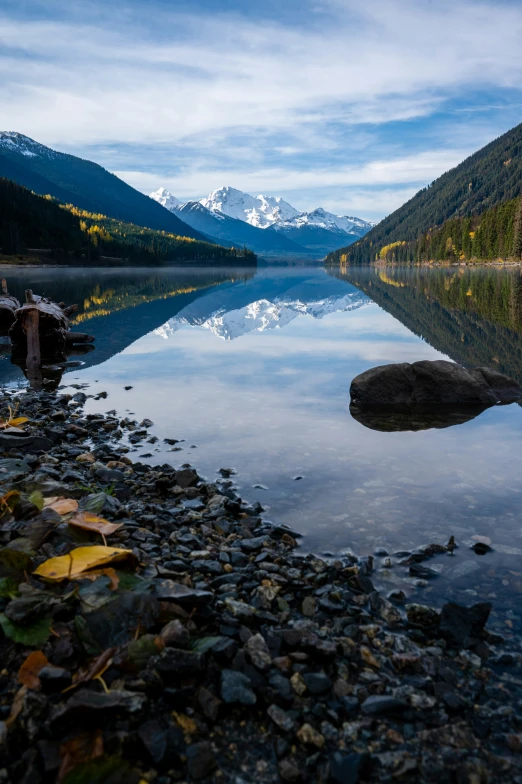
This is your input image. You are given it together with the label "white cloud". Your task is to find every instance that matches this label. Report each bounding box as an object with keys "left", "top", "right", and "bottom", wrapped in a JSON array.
[{"left": 0, "top": 0, "right": 521, "bottom": 217}]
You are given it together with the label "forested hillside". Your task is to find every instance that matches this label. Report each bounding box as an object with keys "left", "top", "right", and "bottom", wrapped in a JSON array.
[
  {"left": 0, "top": 178, "right": 256, "bottom": 266},
  {"left": 327, "top": 122, "right": 522, "bottom": 265},
  {"left": 0, "top": 132, "right": 206, "bottom": 241}
]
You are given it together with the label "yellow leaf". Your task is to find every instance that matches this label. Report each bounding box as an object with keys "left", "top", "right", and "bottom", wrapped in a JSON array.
[
  {"left": 33, "top": 546, "right": 136, "bottom": 581},
  {"left": 68, "top": 512, "right": 123, "bottom": 537},
  {"left": 9, "top": 417, "right": 29, "bottom": 427},
  {"left": 43, "top": 497, "right": 79, "bottom": 515},
  {"left": 172, "top": 711, "right": 198, "bottom": 735}
]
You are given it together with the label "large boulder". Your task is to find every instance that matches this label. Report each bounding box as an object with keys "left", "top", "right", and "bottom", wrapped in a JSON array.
[{"left": 350, "top": 360, "right": 522, "bottom": 408}]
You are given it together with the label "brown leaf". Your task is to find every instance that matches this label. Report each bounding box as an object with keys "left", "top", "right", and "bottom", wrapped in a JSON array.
[
  {"left": 43, "top": 497, "right": 79, "bottom": 515},
  {"left": 69, "top": 512, "right": 123, "bottom": 537},
  {"left": 71, "top": 567, "right": 120, "bottom": 590},
  {"left": 17, "top": 650, "right": 49, "bottom": 690},
  {"left": 65, "top": 648, "right": 115, "bottom": 692},
  {"left": 58, "top": 730, "right": 104, "bottom": 782},
  {"left": 5, "top": 685, "right": 27, "bottom": 728}
]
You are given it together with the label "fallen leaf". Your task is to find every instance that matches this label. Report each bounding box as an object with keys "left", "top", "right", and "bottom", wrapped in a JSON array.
[
  {"left": 5, "top": 685, "right": 27, "bottom": 728},
  {"left": 58, "top": 730, "right": 104, "bottom": 783},
  {"left": 71, "top": 567, "right": 119, "bottom": 590},
  {"left": 9, "top": 417, "right": 29, "bottom": 427},
  {"left": 34, "top": 546, "right": 136, "bottom": 581},
  {"left": 0, "top": 490, "right": 21, "bottom": 518},
  {"left": 66, "top": 648, "right": 115, "bottom": 693},
  {"left": 69, "top": 512, "right": 123, "bottom": 538},
  {"left": 172, "top": 710, "right": 197, "bottom": 735},
  {"left": 44, "top": 497, "right": 79, "bottom": 515},
  {"left": 18, "top": 650, "right": 49, "bottom": 689},
  {"left": 0, "top": 612, "right": 52, "bottom": 645}
]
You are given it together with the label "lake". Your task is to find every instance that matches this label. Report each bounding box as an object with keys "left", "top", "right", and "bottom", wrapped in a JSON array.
[{"left": 2, "top": 263, "right": 522, "bottom": 636}]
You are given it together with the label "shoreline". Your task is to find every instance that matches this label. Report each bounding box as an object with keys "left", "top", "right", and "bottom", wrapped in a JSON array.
[{"left": 1, "top": 387, "right": 521, "bottom": 783}]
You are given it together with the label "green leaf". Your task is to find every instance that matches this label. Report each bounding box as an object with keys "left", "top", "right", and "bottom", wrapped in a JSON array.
[
  {"left": 62, "top": 756, "right": 140, "bottom": 784},
  {"left": 28, "top": 491, "right": 44, "bottom": 511},
  {"left": 81, "top": 493, "right": 108, "bottom": 514},
  {"left": 190, "top": 635, "right": 225, "bottom": 653},
  {"left": 0, "top": 577, "right": 19, "bottom": 599},
  {"left": 0, "top": 547, "right": 33, "bottom": 579},
  {"left": 0, "top": 612, "right": 52, "bottom": 646}
]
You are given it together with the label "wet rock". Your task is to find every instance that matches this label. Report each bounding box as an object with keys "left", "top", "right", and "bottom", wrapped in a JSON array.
[
  {"left": 153, "top": 580, "right": 212, "bottom": 606},
  {"left": 409, "top": 563, "right": 438, "bottom": 579},
  {"left": 361, "top": 695, "right": 406, "bottom": 716},
  {"left": 152, "top": 647, "right": 204, "bottom": 675},
  {"left": 406, "top": 604, "right": 440, "bottom": 631},
  {"left": 221, "top": 669, "right": 256, "bottom": 705},
  {"left": 160, "top": 619, "right": 190, "bottom": 648},
  {"left": 38, "top": 666, "right": 72, "bottom": 693},
  {"left": 439, "top": 601, "right": 492, "bottom": 647},
  {"left": 445, "top": 560, "right": 481, "bottom": 581},
  {"left": 296, "top": 723, "right": 324, "bottom": 748},
  {"left": 175, "top": 468, "right": 198, "bottom": 488},
  {"left": 51, "top": 689, "right": 147, "bottom": 730}
]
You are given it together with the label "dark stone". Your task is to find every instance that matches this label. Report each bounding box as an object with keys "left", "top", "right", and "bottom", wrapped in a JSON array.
[
  {"left": 221, "top": 669, "right": 256, "bottom": 705},
  {"left": 439, "top": 601, "right": 491, "bottom": 647},
  {"left": 50, "top": 689, "right": 147, "bottom": 731},
  {"left": 329, "top": 752, "right": 370, "bottom": 784},
  {"left": 350, "top": 360, "right": 505, "bottom": 407},
  {"left": 361, "top": 695, "right": 406, "bottom": 715},
  {"left": 340, "top": 696, "right": 359, "bottom": 716},
  {"left": 175, "top": 468, "right": 198, "bottom": 488},
  {"left": 0, "top": 433, "right": 53, "bottom": 452},
  {"left": 153, "top": 580, "right": 212, "bottom": 606},
  {"left": 240, "top": 536, "right": 267, "bottom": 552},
  {"left": 197, "top": 687, "right": 222, "bottom": 721},
  {"left": 186, "top": 741, "right": 217, "bottom": 780},
  {"left": 38, "top": 665, "right": 72, "bottom": 693},
  {"left": 138, "top": 719, "right": 168, "bottom": 764},
  {"left": 409, "top": 563, "right": 438, "bottom": 579},
  {"left": 303, "top": 672, "right": 332, "bottom": 695},
  {"left": 152, "top": 648, "right": 204, "bottom": 674}
]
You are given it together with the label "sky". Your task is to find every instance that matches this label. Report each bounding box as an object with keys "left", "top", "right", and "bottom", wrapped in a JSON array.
[{"left": 1, "top": 0, "right": 522, "bottom": 221}]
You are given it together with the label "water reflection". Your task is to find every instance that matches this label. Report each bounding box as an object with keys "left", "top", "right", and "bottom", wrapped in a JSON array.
[
  {"left": 1, "top": 264, "right": 522, "bottom": 633},
  {"left": 349, "top": 403, "right": 488, "bottom": 432}
]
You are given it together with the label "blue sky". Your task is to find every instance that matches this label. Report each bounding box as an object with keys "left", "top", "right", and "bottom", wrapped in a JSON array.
[{"left": 1, "top": 0, "right": 522, "bottom": 220}]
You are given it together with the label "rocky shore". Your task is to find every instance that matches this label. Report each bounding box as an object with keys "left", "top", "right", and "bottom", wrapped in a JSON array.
[{"left": 0, "top": 387, "right": 521, "bottom": 784}]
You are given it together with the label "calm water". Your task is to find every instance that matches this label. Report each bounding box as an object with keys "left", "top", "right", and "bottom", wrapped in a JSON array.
[{"left": 3, "top": 264, "right": 522, "bottom": 634}]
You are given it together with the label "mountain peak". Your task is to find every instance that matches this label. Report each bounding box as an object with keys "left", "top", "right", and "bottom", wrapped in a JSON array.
[
  {"left": 200, "top": 186, "right": 299, "bottom": 228},
  {"left": 149, "top": 187, "right": 180, "bottom": 212},
  {"left": 0, "top": 131, "right": 57, "bottom": 159}
]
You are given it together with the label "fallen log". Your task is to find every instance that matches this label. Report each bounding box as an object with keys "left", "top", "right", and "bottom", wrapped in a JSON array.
[
  {"left": 65, "top": 332, "right": 95, "bottom": 344},
  {"left": 0, "top": 279, "right": 21, "bottom": 333},
  {"left": 9, "top": 289, "right": 70, "bottom": 357}
]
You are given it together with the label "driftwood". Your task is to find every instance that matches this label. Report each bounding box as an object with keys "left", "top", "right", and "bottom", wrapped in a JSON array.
[
  {"left": 7, "top": 285, "right": 95, "bottom": 389},
  {"left": 0, "top": 279, "right": 21, "bottom": 333},
  {"left": 10, "top": 289, "right": 70, "bottom": 357}
]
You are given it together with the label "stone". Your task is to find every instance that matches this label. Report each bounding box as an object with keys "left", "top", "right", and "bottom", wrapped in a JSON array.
[
  {"left": 37, "top": 665, "right": 72, "bottom": 693},
  {"left": 0, "top": 433, "right": 52, "bottom": 452},
  {"left": 267, "top": 703, "right": 295, "bottom": 732},
  {"left": 350, "top": 360, "right": 510, "bottom": 407},
  {"left": 329, "top": 752, "right": 370, "bottom": 784},
  {"left": 160, "top": 619, "right": 190, "bottom": 648},
  {"left": 244, "top": 633, "right": 272, "bottom": 671},
  {"left": 406, "top": 604, "right": 440, "bottom": 630},
  {"left": 361, "top": 695, "right": 406, "bottom": 716},
  {"left": 174, "top": 468, "right": 198, "bottom": 488},
  {"left": 439, "top": 601, "right": 492, "bottom": 647},
  {"left": 301, "top": 596, "right": 316, "bottom": 616},
  {"left": 296, "top": 723, "right": 324, "bottom": 748},
  {"left": 186, "top": 741, "right": 217, "bottom": 780},
  {"left": 240, "top": 536, "right": 267, "bottom": 552},
  {"left": 303, "top": 672, "right": 332, "bottom": 695},
  {"left": 153, "top": 580, "right": 212, "bottom": 606},
  {"left": 151, "top": 648, "right": 204, "bottom": 674},
  {"left": 409, "top": 563, "right": 438, "bottom": 579},
  {"left": 221, "top": 669, "right": 257, "bottom": 705}
]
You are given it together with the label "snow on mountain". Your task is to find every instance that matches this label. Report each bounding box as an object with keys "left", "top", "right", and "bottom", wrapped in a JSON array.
[
  {"left": 0, "top": 131, "right": 58, "bottom": 158},
  {"left": 276, "top": 208, "right": 374, "bottom": 236},
  {"left": 154, "top": 291, "right": 369, "bottom": 341},
  {"left": 149, "top": 187, "right": 180, "bottom": 211},
  {"left": 200, "top": 186, "right": 299, "bottom": 228}
]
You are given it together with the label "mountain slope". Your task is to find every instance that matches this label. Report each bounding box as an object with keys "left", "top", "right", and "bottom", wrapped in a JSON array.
[
  {"left": 0, "top": 132, "right": 206, "bottom": 241},
  {"left": 327, "top": 122, "right": 522, "bottom": 265},
  {"left": 0, "top": 177, "right": 256, "bottom": 266},
  {"left": 171, "top": 201, "right": 308, "bottom": 255}
]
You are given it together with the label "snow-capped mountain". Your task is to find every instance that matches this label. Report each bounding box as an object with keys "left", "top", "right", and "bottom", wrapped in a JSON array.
[
  {"left": 149, "top": 185, "right": 373, "bottom": 257},
  {"left": 149, "top": 186, "right": 180, "bottom": 211},
  {"left": 155, "top": 291, "right": 369, "bottom": 341},
  {"left": 0, "top": 131, "right": 59, "bottom": 159},
  {"left": 200, "top": 186, "right": 299, "bottom": 228},
  {"left": 276, "top": 207, "right": 373, "bottom": 237}
]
